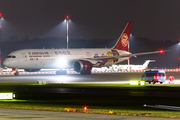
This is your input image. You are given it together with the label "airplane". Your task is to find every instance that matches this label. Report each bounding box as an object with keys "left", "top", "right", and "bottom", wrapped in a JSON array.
[
  {"left": 131, "top": 60, "right": 155, "bottom": 70},
  {"left": 3, "top": 22, "right": 174, "bottom": 75},
  {"left": 117, "top": 60, "right": 155, "bottom": 70}
]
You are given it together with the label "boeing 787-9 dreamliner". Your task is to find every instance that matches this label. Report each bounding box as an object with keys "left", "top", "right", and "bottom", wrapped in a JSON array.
[{"left": 3, "top": 22, "right": 172, "bottom": 75}]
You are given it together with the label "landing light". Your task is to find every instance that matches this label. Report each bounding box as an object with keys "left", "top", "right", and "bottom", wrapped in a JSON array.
[{"left": 56, "top": 56, "right": 68, "bottom": 68}]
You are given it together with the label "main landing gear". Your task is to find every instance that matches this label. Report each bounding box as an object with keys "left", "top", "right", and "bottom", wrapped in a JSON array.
[
  {"left": 56, "top": 70, "right": 66, "bottom": 75},
  {"left": 80, "top": 71, "right": 91, "bottom": 75},
  {"left": 12, "top": 68, "right": 19, "bottom": 76}
]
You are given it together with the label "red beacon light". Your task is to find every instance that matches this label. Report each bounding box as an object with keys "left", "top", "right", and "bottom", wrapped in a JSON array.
[
  {"left": 66, "top": 16, "right": 69, "bottom": 19},
  {"left": 159, "top": 50, "right": 163, "bottom": 53},
  {"left": 0, "top": 14, "right": 3, "bottom": 19}
]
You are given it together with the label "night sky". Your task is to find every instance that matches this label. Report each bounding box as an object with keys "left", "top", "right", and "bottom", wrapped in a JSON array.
[{"left": 0, "top": 0, "right": 180, "bottom": 41}]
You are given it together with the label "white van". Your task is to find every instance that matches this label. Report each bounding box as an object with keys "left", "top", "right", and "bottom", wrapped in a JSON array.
[{"left": 141, "top": 70, "right": 166, "bottom": 84}]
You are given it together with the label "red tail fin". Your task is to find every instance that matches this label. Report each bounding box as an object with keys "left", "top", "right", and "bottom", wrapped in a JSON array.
[{"left": 112, "top": 22, "right": 133, "bottom": 51}]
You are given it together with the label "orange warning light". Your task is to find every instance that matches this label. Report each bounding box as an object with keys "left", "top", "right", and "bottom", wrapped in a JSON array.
[{"left": 84, "top": 106, "right": 87, "bottom": 111}]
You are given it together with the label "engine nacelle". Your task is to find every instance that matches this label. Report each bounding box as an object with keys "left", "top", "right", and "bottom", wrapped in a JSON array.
[
  {"left": 73, "top": 60, "right": 92, "bottom": 72},
  {"left": 24, "top": 69, "right": 41, "bottom": 72}
]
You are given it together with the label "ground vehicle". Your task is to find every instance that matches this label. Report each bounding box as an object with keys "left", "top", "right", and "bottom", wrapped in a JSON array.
[{"left": 140, "top": 70, "right": 166, "bottom": 84}]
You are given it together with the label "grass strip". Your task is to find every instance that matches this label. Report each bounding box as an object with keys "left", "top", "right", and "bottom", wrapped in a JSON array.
[{"left": 0, "top": 92, "right": 180, "bottom": 118}]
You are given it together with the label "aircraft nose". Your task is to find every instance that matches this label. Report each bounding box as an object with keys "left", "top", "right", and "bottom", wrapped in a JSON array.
[{"left": 3, "top": 59, "right": 9, "bottom": 67}]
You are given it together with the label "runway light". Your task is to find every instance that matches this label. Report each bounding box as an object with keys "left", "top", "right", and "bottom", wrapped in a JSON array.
[
  {"left": 0, "top": 93, "right": 16, "bottom": 99},
  {"left": 130, "top": 81, "right": 139, "bottom": 85},
  {"left": 109, "top": 111, "right": 114, "bottom": 114},
  {"left": 140, "top": 81, "right": 145, "bottom": 85},
  {"left": 84, "top": 106, "right": 87, "bottom": 111}
]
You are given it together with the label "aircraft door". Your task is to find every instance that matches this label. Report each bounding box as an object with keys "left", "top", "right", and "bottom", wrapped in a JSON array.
[
  {"left": 21, "top": 53, "right": 28, "bottom": 61},
  {"left": 86, "top": 52, "right": 91, "bottom": 58}
]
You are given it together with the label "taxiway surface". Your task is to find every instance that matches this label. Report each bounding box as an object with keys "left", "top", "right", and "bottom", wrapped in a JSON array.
[
  {"left": 0, "top": 72, "right": 179, "bottom": 84},
  {"left": 0, "top": 108, "right": 176, "bottom": 120}
]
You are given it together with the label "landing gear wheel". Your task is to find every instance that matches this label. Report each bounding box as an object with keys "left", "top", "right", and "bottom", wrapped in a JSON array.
[
  {"left": 149, "top": 82, "right": 151, "bottom": 84},
  {"left": 12, "top": 68, "right": 19, "bottom": 76},
  {"left": 87, "top": 71, "right": 91, "bottom": 75},
  {"left": 80, "top": 71, "right": 91, "bottom": 75},
  {"left": 14, "top": 72, "right": 19, "bottom": 76},
  {"left": 160, "top": 82, "right": 163, "bottom": 84}
]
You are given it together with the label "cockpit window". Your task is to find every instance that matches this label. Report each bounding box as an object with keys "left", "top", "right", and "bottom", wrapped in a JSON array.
[
  {"left": 6, "top": 55, "right": 16, "bottom": 58},
  {"left": 6, "top": 55, "right": 12, "bottom": 58},
  {"left": 12, "top": 55, "right": 16, "bottom": 58}
]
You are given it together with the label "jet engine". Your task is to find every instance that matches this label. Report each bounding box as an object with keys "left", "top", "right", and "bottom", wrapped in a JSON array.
[
  {"left": 24, "top": 69, "right": 41, "bottom": 72},
  {"left": 73, "top": 60, "right": 92, "bottom": 75}
]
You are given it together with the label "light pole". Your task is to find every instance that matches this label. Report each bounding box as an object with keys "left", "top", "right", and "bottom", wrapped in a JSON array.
[
  {"left": 0, "top": 14, "right": 3, "bottom": 28},
  {"left": 0, "top": 14, "right": 3, "bottom": 68},
  {"left": 127, "top": 34, "right": 132, "bottom": 71},
  {"left": 65, "top": 16, "right": 70, "bottom": 49},
  {"left": 128, "top": 43, "right": 130, "bottom": 71}
]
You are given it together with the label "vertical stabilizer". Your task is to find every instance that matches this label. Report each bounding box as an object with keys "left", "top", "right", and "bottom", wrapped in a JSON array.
[
  {"left": 112, "top": 22, "right": 133, "bottom": 51},
  {"left": 143, "top": 60, "right": 151, "bottom": 66},
  {"left": 143, "top": 60, "right": 155, "bottom": 67}
]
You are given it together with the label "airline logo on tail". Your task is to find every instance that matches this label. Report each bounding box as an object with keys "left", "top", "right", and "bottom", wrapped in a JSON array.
[
  {"left": 121, "top": 33, "right": 129, "bottom": 47},
  {"left": 113, "top": 21, "right": 133, "bottom": 51}
]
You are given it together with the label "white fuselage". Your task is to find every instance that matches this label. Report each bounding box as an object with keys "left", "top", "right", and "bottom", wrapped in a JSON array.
[{"left": 3, "top": 48, "right": 131, "bottom": 69}]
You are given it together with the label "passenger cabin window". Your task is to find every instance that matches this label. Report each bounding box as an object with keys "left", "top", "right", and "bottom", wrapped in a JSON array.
[
  {"left": 43, "top": 55, "right": 50, "bottom": 57},
  {"left": 29, "top": 56, "right": 42, "bottom": 57},
  {"left": 6, "top": 55, "right": 12, "bottom": 58}
]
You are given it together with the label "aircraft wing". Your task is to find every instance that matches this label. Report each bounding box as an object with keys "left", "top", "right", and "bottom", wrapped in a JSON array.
[
  {"left": 36, "top": 49, "right": 175, "bottom": 62},
  {"left": 89, "top": 49, "right": 175, "bottom": 60}
]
